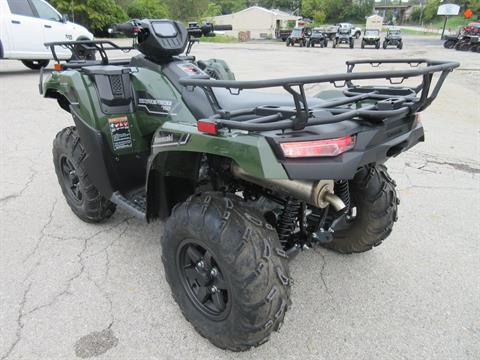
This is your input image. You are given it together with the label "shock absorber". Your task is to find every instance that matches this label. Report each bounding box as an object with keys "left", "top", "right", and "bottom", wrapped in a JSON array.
[
  {"left": 335, "top": 180, "right": 351, "bottom": 212},
  {"left": 277, "top": 198, "right": 301, "bottom": 246}
]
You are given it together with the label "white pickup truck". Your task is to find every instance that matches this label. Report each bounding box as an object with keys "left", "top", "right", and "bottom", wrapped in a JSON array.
[
  {"left": 0, "top": 0, "right": 93, "bottom": 69},
  {"left": 336, "top": 22, "right": 362, "bottom": 39}
]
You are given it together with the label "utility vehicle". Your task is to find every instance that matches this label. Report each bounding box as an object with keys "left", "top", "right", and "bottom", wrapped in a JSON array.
[
  {"left": 286, "top": 27, "right": 307, "bottom": 47},
  {"left": 306, "top": 28, "right": 328, "bottom": 48},
  {"left": 361, "top": 29, "right": 381, "bottom": 49},
  {"left": 383, "top": 28, "right": 403, "bottom": 49},
  {"left": 40, "top": 18, "right": 458, "bottom": 351},
  {"left": 333, "top": 26, "right": 354, "bottom": 48}
]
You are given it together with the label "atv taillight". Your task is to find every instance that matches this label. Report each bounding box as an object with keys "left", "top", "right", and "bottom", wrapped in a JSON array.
[
  {"left": 197, "top": 120, "right": 218, "bottom": 135},
  {"left": 280, "top": 135, "right": 356, "bottom": 158}
]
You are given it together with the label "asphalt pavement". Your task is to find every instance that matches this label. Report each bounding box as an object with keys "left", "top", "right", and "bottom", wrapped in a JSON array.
[{"left": 0, "top": 35, "right": 479, "bottom": 360}]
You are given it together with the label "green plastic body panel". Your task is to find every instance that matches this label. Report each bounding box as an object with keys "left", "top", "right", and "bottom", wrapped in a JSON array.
[{"left": 43, "top": 64, "right": 288, "bottom": 180}]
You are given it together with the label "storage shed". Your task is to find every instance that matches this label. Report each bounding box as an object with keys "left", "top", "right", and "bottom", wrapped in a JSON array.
[
  {"left": 366, "top": 15, "right": 384, "bottom": 31},
  {"left": 209, "top": 6, "right": 300, "bottom": 40}
]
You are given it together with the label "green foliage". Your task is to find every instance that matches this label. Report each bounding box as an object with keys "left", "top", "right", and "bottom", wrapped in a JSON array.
[
  {"left": 215, "top": 0, "right": 247, "bottom": 13},
  {"left": 423, "top": 0, "right": 441, "bottom": 23},
  {"left": 50, "top": 0, "right": 127, "bottom": 34},
  {"left": 301, "top": 0, "right": 373, "bottom": 23},
  {"left": 313, "top": 9, "right": 326, "bottom": 24},
  {"left": 203, "top": 3, "right": 223, "bottom": 18},
  {"left": 126, "top": 0, "right": 168, "bottom": 19}
]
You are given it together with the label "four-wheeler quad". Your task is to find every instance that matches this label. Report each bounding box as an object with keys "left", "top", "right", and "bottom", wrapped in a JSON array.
[
  {"left": 286, "top": 27, "right": 308, "bottom": 47},
  {"left": 361, "top": 29, "right": 381, "bottom": 49},
  {"left": 333, "top": 26, "right": 354, "bottom": 48},
  {"left": 40, "top": 18, "right": 458, "bottom": 352},
  {"left": 383, "top": 28, "right": 403, "bottom": 49},
  {"left": 306, "top": 28, "right": 329, "bottom": 48},
  {"left": 443, "top": 23, "right": 480, "bottom": 52}
]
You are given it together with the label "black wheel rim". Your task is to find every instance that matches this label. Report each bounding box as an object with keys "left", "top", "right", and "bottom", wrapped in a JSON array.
[
  {"left": 60, "top": 156, "right": 83, "bottom": 203},
  {"left": 177, "top": 239, "right": 230, "bottom": 320}
]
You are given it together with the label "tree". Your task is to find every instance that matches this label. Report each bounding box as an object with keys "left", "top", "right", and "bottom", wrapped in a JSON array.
[
  {"left": 215, "top": 0, "right": 247, "bottom": 14},
  {"left": 126, "top": 0, "right": 168, "bottom": 19},
  {"left": 50, "top": 0, "right": 127, "bottom": 34},
  {"left": 313, "top": 9, "right": 326, "bottom": 24},
  {"left": 423, "top": 0, "right": 441, "bottom": 23},
  {"left": 164, "top": 0, "right": 210, "bottom": 22},
  {"left": 203, "top": 3, "right": 223, "bottom": 17}
]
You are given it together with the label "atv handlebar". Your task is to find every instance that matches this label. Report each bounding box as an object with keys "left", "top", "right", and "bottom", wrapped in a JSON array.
[
  {"left": 213, "top": 24, "right": 233, "bottom": 31},
  {"left": 187, "top": 23, "right": 233, "bottom": 38},
  {"left": 110, "top": 22, "right": 133, "bottom": 33}
]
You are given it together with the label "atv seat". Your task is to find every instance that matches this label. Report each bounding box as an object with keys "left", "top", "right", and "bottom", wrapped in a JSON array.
[{"left": 183, "top": 87, "right": 326, "bottom": 120}]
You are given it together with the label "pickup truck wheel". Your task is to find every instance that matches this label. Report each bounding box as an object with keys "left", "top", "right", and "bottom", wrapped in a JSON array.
[
  {"left": 71, "top": 40, "right": 96, "bottom": 61},
  {"left": 53, "top": 127, "right": 116, "bottom": 223},
  {"left": 162, "top": 193, "right": 291, "bottom": 351},
  {"left": 323, "top": 165, "right": 399, "bottom": 254},
  {"left": 21, "top": 60, "right": 49, "bottom": 70}
]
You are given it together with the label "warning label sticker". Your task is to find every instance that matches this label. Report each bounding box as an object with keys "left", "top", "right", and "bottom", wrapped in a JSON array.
[{"left": 108, "top": 116, "right": 132, "bottom": 150}]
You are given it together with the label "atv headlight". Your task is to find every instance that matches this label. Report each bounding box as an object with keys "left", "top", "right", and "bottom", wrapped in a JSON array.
[{"left": 280, "top": 135, "right": 356, "bottom": 158}]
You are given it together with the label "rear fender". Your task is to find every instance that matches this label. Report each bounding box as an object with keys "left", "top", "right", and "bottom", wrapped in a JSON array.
[{"left": 145, "top": 123, "right": 288, "bottom": 220}]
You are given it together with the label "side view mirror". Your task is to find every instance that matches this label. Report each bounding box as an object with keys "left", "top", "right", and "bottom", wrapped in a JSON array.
[{"left": 61, "top": 14, "right": 69, "bottom": 23}]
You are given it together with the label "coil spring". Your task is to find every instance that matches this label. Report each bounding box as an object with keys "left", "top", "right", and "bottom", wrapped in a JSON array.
[
  {"left": 335, "top": 180, "right": 351, "bottom": 211},
  {"left": 277, "top": 198, "right": 301, "bottom": 245}
]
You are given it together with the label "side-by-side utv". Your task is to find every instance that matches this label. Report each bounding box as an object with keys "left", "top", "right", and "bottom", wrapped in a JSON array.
[
  {"left": 333, "top": 26, "right": 354, "bottom": 48},
  {"left": 40, "top": 18, "right": 458, "bottom": 352},
  {"left": 383, "top": 28, "right": 403, "bottom": 49},
  {"left": 361, "top": 29, "right": 381, "bottom": 49}
]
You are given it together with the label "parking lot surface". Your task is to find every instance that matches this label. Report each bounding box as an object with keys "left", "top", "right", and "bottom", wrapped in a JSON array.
[{"left": 1, "top": 35, "right": 479, "bottom": 360}]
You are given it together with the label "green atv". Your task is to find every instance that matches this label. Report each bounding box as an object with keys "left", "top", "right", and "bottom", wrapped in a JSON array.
[{"left": 40, "top": 19, "right": 458, "bottom": 351}]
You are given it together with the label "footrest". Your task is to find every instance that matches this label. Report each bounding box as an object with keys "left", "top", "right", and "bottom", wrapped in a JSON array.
[{"left": 111, "top": 190, "right": 146, "bottom": 220}]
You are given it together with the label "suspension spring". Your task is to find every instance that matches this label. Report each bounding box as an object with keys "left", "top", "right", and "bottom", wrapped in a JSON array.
[
  {"left": 277, "top": 198, "right": 301, "bottom": 246},
  {"left": 335, "top": 180, "right": 351, "bottom": 211}
]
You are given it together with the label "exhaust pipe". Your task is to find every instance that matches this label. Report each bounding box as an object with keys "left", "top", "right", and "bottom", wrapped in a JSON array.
[{"left": 231, "top": 164, "right": 346, "bottom": 211}]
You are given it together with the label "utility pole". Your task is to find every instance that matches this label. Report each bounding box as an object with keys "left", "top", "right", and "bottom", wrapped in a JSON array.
[{"left": 419, "top": 0, "right": 424, "bottom": 28}]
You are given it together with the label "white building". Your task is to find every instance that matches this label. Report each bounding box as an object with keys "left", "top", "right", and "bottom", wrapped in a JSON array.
[{"left": 209, "top": 6, "right": 300, "bottom": 40}]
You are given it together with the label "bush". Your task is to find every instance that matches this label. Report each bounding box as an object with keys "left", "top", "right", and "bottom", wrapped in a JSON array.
[
  {"left": 126, "top": 0, "right": 168, "bottom": 19},
  {"left": 51, "top": 0, "right": 128, "bottom": 35}
]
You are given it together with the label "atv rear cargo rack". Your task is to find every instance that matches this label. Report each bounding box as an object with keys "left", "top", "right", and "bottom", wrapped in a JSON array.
[{"left": 179, "top": 59, "right": 459, "bottom": 132}]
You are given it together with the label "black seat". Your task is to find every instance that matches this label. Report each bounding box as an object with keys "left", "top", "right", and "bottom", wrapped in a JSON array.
[
  {"left": 181, "top": 87, "right": 326, "bottom": 120},
  {"left": 213, "top": 88, "right": 325, "bottom": 111}
]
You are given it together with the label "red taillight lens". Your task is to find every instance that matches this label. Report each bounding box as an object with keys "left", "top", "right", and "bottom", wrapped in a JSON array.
[
  {"left": 197, "top": 120, "right": 218, "bottom": 135},
  {"left": 280, "top": 135, "right": 356, "bottom": 158}
]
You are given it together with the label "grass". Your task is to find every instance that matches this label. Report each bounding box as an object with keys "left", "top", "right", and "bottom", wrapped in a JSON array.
[
  {"left": 427, "top": 16, "right": 473, "bottom": 30},
  {"left": 399, "top": 28, "right": 439, "bottom": 36},
  {"left": 200, "top": 35, "right": 237, "bottom": 43}
]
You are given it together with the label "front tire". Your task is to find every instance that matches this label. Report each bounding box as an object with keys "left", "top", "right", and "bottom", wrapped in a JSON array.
[
  {"left": 162, "top": 193, "right": 291, "bottom": 351},
  {"left": 53, "top": 127, "right": 116, "bottom": 223},
  {"left": 21, "top": 60, "right": 49, "bottom": 70},
  {"left": 323, "top": 165, "right": 399, "bottom": 254}
]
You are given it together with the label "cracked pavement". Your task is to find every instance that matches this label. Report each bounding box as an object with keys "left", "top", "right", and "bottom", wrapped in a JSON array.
[{"left": 1, "top": 36, "right": 479, "bottom": 359}]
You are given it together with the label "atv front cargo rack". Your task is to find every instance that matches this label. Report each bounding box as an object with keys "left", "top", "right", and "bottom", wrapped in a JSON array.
[
  {"left": 45, "top": 40, "right": 134, "bottom": 67},
  {"left": 179, "top": 59, "right": 459, "bottom": 132}
]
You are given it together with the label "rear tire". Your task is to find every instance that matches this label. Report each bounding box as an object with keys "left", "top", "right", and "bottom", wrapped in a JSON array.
[
  {"left": 162, "top": 193, "right": 291, "bottom": 351},
  {"left": 322, "top": 165, "right": 399, "bottom": 254},
  {"left": 21, "top": 60, "right": 49, "bottom": 70},
  {"left": 53, "top": 127, "right": 116, "bottom": 223},
  {"left": 383, "top": 41, "right": 387, "bottom": 49}
]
